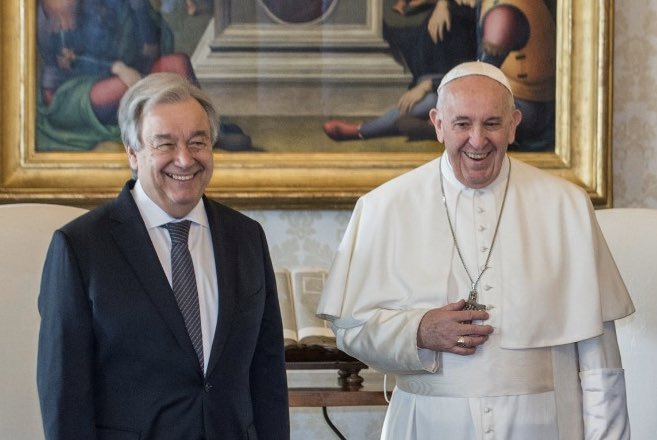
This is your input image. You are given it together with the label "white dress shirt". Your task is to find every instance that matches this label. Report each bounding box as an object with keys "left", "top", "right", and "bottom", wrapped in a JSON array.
[{"left": 131, "top": 180, "right": 218, "bottom": 373}]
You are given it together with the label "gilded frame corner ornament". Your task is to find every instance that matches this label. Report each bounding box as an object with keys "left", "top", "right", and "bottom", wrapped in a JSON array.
[{"left": 0, "top": 0, "right": 613, "bottom": 209}]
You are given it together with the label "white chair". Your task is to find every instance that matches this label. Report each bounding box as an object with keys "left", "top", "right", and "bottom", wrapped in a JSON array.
[
  {"left": 596, "top": 208, "right": 657, "bottom": 439},
  {"left": 0, "top": 203, "right": 87, "bottom": 440}
]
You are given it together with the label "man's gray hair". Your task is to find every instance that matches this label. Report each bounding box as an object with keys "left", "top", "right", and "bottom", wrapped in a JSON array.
[{"left": 118, "top": 72, "right": 220, "bottom": 152}]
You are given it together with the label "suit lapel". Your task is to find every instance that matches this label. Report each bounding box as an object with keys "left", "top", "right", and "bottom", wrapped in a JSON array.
[
  {"left": 109, "top": 182, "right": 201, "bottom": 372},
  {"left": 203, "top": 199, "right": 238, "bottom": 377}
]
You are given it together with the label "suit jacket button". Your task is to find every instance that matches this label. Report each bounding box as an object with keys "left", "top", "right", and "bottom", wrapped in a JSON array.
[{"left": 204, "top": 382, "right": 213, "bottom": 393}]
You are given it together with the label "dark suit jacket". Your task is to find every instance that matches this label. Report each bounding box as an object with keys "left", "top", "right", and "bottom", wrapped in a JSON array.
[{"left": 37, "top": 181, "right": 289, "bottom": 440}]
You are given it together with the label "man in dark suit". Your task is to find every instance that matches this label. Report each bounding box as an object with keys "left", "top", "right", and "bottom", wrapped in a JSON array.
[{"left": 37, "top": 73, "right": 289, "bottom": 439}]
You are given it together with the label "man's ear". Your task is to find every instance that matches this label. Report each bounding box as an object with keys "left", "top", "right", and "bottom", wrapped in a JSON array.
[
  {"left": 125, "top": 145, "right": 139, "bottom": 172},
  {"left": 429, "top": 108, "right": 444, "bottom": 143},
  {"left": 508, "top": 108, "right": 523, "bottom": 144}
]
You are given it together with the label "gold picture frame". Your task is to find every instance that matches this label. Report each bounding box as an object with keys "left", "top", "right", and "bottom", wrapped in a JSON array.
[{"left": 0, "top": 0, "right": 613, "bottom": 209}]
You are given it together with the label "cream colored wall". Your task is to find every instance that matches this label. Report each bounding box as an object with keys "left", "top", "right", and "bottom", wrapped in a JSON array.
[
  {"left": 613, "top": 1, "right": 657, "bottom": 207},
  {"left": 252, "top": 1, "right": 656, "bottom": 437}
]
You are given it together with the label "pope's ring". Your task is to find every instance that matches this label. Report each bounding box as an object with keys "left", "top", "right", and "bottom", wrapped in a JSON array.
[{"left": 456, "top": 336, "right": 467, "bottom": 348}]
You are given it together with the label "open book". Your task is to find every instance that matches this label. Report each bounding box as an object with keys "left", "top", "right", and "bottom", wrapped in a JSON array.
[{"left": 275, "top": 268, "right": 335, "bottom": 349}]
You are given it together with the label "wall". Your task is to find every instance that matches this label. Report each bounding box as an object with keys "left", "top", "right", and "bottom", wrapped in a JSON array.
[
  {"left": 613, "top": 2, "right": 657, "bottom": 207},
  {"left": 250, "top": 1, "right": 657, "bottom": 437}
]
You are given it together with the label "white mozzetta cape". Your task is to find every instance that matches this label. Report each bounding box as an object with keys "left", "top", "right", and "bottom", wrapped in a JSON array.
[{"left": 317, "top": 156, "right": 634, "bottom": 349}]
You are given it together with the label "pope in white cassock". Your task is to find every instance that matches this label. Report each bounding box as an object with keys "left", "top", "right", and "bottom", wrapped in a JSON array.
[{"left": 316, "top": 61, "right": 635, "bottom": 439}]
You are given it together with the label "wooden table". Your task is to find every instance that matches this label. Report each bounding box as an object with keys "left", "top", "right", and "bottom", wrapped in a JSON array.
[
  {"left": 288, "top": 388, "right": 388, "bottom": 407},
  {"left": 286, "top": 356, "right": 389, "bottom": 407},
  {"left": 286, "top": 351, "right": 389, "bottom": 438}
]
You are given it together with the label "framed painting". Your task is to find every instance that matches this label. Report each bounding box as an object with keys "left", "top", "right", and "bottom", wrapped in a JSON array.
[{"left": 0, "top": 0, "right": 613, "bottom": 208}]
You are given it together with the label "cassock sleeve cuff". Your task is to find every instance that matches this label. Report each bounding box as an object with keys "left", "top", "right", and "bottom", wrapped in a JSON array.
[
  {"left": 417, "top": 348, "right": 440, "bottom": 372},
  {"left": 580, "top": 368, "right": 630, "bottom": 439}
]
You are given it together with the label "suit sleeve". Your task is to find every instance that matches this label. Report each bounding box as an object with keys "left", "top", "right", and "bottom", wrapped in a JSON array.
[
  {"left": 37, "top": 230, "right": 96, "bottom": 440},
  {"left": 249, "top": 225, "right": 290, "bottom": 439}
]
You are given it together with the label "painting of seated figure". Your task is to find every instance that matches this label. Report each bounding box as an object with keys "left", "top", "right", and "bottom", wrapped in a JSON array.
[{"left": 35, "top": 0, "right": 252, "bottom": 152}]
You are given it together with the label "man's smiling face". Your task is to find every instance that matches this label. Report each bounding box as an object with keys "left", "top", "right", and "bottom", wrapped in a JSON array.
[
  {"left": 430, "top": 75, "right": 522, "bottom": 189},
  {"left": 126, "top": 97, "right": 214, "bottom": 218}
]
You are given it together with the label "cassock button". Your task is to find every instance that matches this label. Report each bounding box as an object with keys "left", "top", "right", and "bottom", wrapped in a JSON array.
[{"left": 204, "top": 382, "right": 213, "bottom": 393}]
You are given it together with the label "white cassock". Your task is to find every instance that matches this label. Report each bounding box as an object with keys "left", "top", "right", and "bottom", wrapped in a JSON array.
[{"left": 317, "top": 156, "right": 635, "bottom": 439}]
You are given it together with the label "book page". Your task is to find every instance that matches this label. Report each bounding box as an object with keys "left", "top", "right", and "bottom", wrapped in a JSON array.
[
  {"left": 274, "top": 269, "right": 298, "bottom": 347},
  {"left": 291, "top": 269, "right": 335, "bottom": 346}
]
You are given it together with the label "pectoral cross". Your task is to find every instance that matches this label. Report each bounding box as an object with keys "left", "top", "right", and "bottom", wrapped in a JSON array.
[{"left": 464, "top": 288, "right": 487, "bottom": 311}]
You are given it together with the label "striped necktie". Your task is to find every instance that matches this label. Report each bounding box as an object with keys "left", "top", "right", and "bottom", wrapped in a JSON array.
[{"left": 163, "top": 220, "right": 204, "bottom": 372}]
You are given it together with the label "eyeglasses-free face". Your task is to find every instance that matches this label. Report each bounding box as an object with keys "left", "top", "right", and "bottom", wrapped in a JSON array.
[{"left": 126, "top": 97, "right": 214, "bottom": 218}]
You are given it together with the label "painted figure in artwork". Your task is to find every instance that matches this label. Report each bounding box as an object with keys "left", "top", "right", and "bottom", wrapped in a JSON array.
[
  {"left": 477, "top": 0, "right": 557, "bottom": 151},
  {"left": 37, "top": 0, "right": 196, "bottom": 151},
  {"left": 323, "top": 0, "right": 477, "bottom": 144},
  {"left": 323, "top": 0, "right": 556, "bottom": 152},
  {"left": 36, "top": 0, "right": 252, "bottom": 151}
]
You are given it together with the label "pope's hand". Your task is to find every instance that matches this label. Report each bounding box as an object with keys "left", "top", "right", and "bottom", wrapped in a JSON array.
[{"left": 417, "top": 299, "right": 494, "bottom": 355}]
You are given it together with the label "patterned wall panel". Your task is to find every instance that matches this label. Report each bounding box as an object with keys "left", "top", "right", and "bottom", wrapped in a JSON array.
[{"left": 613, "top": 1, "right": 657, "bottom": 207}]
